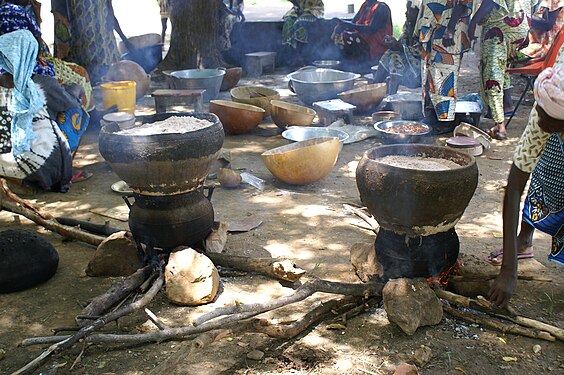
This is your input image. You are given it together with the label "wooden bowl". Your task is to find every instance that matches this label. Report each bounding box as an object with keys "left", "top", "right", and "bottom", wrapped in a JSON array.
[
  {"left": 209, "top": 100, "right": 265, "bottom": 134},
  {"left": 270, "top": 100, "right": 316, "bottom": 130},
  {"left": 230, "top": 86, "right": 280, "bottom": 117},
  {"left": 338, "top": 83, "right": 387, "bottom": 112},
  {"left": 261, "top": 137, "right": 340, "bottom": 185},
  {"left": 220, "top": 67, "right": 243, "bottom": 91}
]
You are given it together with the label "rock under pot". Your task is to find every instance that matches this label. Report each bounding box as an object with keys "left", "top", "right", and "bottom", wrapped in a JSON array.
[
  {"left": 356, "top": 144, "right": 478, "bottom": 236},
  {"left": 99, "top": 113, "right": 225, "bottom": 196}
]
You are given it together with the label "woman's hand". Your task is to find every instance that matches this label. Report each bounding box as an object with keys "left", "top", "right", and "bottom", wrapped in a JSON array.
[
  {"left": 0, "top": 73, "right": 14, "bottom": 89},
  {"left": 384, "top": 35, "right": 402, "bottom": 51},
  {"left": 443, "top": 29, "right": 455, "bottom": 47},
  {"left": 488, "top": 268, "right": 517, "bottom": 308}
]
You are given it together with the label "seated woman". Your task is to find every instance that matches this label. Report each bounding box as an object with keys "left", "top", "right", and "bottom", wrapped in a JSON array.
[
  {"left": 282, "top": 0, "right": 324, "bottom": 49},
  {"left": 0, "top": 0, "right": 94, "bottom": 111},
  {"left": 488, "top": 44, "right": 564, "bottom": 308},
  {"left": 0, "top": 30, "right": 89, "bottom": 192},
  {"left": 520, "top": 0, "right": 563, "bottom": 60},
  {"left": 373, "top": 1, "right": 421, "bottom": 95},
  {"left": 331, "top": 0, "right": 392, "bottom": 72}
]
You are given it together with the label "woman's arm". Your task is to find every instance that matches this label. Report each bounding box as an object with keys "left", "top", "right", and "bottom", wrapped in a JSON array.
[
  {"left": 469, "top": 0, "right": 500, "bottom": 40},
  {"left": 488, "top": 163, "right": 530, "bottom": 308},
  {"left": 443, "top": 3, "right": 466, "bottom": 46},
  {"left": 107, "top": 0, "right": 135, "bottom": 52}
]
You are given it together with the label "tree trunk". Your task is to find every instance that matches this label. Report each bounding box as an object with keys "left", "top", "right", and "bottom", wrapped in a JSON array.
[{"left": 160, "top": 0, "right": 224, "bottom": 70}]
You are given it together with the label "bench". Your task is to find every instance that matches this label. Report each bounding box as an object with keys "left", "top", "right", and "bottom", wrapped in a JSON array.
[{"left": 151, "top": 89, "right": 205, "bottom": 113}]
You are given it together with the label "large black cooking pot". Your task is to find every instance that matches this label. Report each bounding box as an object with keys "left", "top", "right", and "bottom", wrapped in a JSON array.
[
  {"left": 99, "top": 113, "right": 224, "bottom": 195},
  {"left": 125, "top": 189, "right": 214, "bottom": 251},
  {"left": 356, "top": 144, "right": 478, "bottom": 236}
]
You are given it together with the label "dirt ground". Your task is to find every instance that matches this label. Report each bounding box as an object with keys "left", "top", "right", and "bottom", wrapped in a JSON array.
[{"left": 0, "top": 52, "right": 563, "bottom": 375}]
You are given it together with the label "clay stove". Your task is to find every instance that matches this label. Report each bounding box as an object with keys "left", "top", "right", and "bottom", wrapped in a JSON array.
[
  {"left": 99, "top": 113, "right": 225, "bottom": 255},
  {"left": 356, "top": 144, "right": 478, "bottom": 281}
]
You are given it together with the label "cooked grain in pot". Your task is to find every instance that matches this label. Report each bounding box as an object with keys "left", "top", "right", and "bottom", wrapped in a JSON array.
[
  {"left": 117, "top": 116, "right": 213, "bottom": 135},
  {"left": 378, "top": 155, "right": 460, "bottom": 171}
]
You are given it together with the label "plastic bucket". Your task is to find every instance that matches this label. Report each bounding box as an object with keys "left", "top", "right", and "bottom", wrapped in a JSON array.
[{"left": 101, "top": 81, "right": 137, "bottom": 114}]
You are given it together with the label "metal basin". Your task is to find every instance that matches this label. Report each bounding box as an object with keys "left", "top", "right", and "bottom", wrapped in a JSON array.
[
  {"left": 374, "top": 120, "right": 431, "bottom": 144},
  {"left": 167, "top": 68, "right": 226, "bottom": 102},
  {"left": 282, "top": 127, "right": 349, "bottom": 145},
  {"left": 287, "top": 68, "right": 360, "bottom": 106},
  {"left": 312, "top": 60, "right": 341, "bottom": 69}
]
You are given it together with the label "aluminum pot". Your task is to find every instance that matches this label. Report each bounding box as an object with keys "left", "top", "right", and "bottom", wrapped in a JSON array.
[
  {"left": 374, "top": 120, "right": 431, "bottom": 144},
  {"left": 167, "top": 68, "right": 226, "bottom": 102},
  {"left": 287, "top": 67, "right": 360, "bottom": 106},
  {"left": 383, "top": 92, "right": 424, "bottom": 121}
]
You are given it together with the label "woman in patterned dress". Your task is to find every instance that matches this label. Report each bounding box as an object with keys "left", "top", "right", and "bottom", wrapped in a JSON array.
[
  {"left": 373, "top": 1, "right": 421, "bottom": 95},
  {"left": 52, "top": 0, "right": 130, "bottom": 85},
  {"left": 470, "top": 0, "right": 533, "bottom": 140},
  {"left": 282, "top": 0, "right": 324, "bottom": 49},
  {"left": 488, "top": 44, "right": 564, "bottom": 308},
  {"left": 415, "top": 0, "right": 474, "bottom": 132}
]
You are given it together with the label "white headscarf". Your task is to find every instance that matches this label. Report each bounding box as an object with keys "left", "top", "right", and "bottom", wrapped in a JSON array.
[{"left": 534, "top": 65, "right": 564, "bottom": 120}]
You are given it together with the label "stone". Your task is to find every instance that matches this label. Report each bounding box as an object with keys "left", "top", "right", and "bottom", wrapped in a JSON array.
[
  {"left": 0, "top": 348, "right": 6, "bottom": 361},
  {"left": 246, "top": 350, "right": 265, "bottom": 361},
  {"left": 86, "top": 231, "right": 143, "bottom": 277},
  {"left": 382, "top": 278, "right": 443, "bottom": 336},
  {"left": 350, "top": 242, "right": 383, "bottom": 282},
  {"left": 204, "top": 222, "right": 229, "bottom": 253},
  {"left": 413, "top": 345, "right": 432, "bottom": 367},
  {"left": 165, "top": 247, "right": 219, "bottom": 306},
  {"left": 393, "top": 363, "right": 418, "bottom": 375}
]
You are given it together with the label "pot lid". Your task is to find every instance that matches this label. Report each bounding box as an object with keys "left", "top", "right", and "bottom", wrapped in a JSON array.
[
  {"left": 455, "top": 101, "right": 482, "bottom": 114},
  {"left": 446, "top": 136, "right": 481, "bottom": 148}
]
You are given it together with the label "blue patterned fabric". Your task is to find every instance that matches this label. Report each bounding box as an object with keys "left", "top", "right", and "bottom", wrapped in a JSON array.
[
  {"left": 522, "top": 133, "right": 564, "bottom": 266},
  {"left": 0, "top": 30, "right": 45, "bottom": 155},
  {"left": 0, "top": 3, "right": 55, "bottom": 76}
]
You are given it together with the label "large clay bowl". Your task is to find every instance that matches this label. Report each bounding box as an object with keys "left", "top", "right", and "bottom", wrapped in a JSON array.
[
  {"left": 261, "top": 137, "right": 340, "bottom": 185},
  {"left": 270, "top": 100, "right": 316, "bottom": 130},
  {"left": 209, "top": 100, "right": 265, "bottom": 134},
  {"left": 356, "top": 144, "right": 478, "bottom": 236},
  {"left": 337, "top": 83, "right": 387, "bottom": 112},
  {"left": 99, "top": 112, "right": 224, "bottom": 195},
  {"left": 231, "top": 86, "right": 280, "bottom": 117},
  {"left": 220, "top": 67, "right": 243, "bottom": 91}
]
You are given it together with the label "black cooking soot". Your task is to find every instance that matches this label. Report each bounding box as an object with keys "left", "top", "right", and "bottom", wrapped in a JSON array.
[{"left": 375, "top": 228, "right": 460, "bottom": 280}]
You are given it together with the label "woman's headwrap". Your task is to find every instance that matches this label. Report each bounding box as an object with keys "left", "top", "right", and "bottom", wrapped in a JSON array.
[
  {"left": 534, "top": 65, "right": 564, "bottom": 120},
  {"left": 0, "top": 29, "right": 44, "bottom": 155}
]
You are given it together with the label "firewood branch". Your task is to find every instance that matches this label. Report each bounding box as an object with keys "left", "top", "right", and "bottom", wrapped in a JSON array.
[
  {"left": 205, "top": 252, "right": 306, "bottom": 283},
  {"left": 442, "top": 305, "right": 556, "bottom": 342},
  {"left": 76, "top": 266, "right": 153, "bottom": 327},
  {"left": 193, "top": 279, "right": 383, "bottom": 326},
  {"left": 14, "top": 273, "right": 164, "bottom": 375},
  {"left": 436, "top": 289, "right": 563, "bottom": 341},
  {"left": 0, "top": 178, "right": 105, "bottom": 247}
]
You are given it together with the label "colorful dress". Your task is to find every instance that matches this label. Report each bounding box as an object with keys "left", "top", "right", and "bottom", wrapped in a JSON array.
[
  {"left": 479, "top": 0, "right": 533, "bottom": 125},
  {"left": 378, "top": 9, "right": 422, "bottom": 88},
  {"left": 0, "top": 3, "right": 55, "bottom": 77},
  {"left": 521, "top": 0, "right": 564, "bottom": 59},
  {"left": 158, "top": 0, "right": 172, "bottom": 18},
  {"left": 282, "top": 0, "right": 324, "bottom": 48},
  {"left": 415, "top": 0, "right": 474, "bottom": 123},
  {"left": 513, "top": 44, "right": 564, "bottom": 265},
  {"left": 57, "top": 0, "right": 121, "bottom": 84}
]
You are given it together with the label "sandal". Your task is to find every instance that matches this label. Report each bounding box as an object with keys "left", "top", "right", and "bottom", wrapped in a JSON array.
[
  {"left": 484, "top": 248, "right": 534, "bottom": 266},
  {"left": 488, "top": 126, "right": 508, "bottom": 140},
  {"left": 71, "top": 169, "right": 93, "bottom": 184}
]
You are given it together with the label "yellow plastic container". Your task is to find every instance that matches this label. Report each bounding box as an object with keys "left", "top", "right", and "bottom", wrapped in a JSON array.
[{"left": 101, "top": 81, "right": 137, "bottom": 114}]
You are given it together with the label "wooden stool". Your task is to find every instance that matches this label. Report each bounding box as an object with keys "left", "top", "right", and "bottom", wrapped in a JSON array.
[
  {"left": 152, "top": 89, "right": 206, "bottom": 113},
  {"left": 313, "top": 99, "right": 357, "bottom": 126},
  {"left": 245, "top": 52, "right": 276, "bottom": 77}
]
